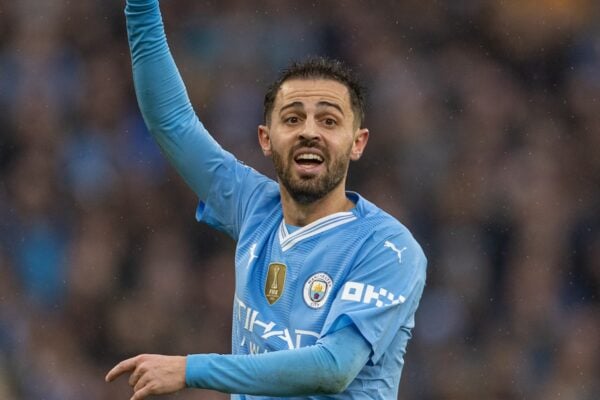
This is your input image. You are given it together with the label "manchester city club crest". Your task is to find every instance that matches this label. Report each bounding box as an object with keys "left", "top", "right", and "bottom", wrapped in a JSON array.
[{"left": 303, "top": 272, "right": 333, "bottom": 309}]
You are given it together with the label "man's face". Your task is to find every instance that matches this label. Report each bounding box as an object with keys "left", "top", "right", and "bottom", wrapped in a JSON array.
[{"left": 258, "top": 79, "right": 369, "bottom": 204}]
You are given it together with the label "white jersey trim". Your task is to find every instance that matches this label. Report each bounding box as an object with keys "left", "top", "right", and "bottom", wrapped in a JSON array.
[{"left": 278, "top": 212, "right": 357, "bottom": 252}]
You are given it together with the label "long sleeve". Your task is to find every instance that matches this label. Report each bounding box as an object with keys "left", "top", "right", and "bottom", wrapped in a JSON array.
[
  {"left": 185, "top": 325, "right": 371, "bottom": 396},
  {"left": 125, "top": 0, "right": 225, "bottom": 200}
]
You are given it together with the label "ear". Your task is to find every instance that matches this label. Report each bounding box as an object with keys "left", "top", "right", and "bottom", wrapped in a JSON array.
[
  {"left": 350, "top": 128, "right": 369, "bottom": 161},
  {"left": 258, "top": 125, "right": 272, "bottom": 157}
]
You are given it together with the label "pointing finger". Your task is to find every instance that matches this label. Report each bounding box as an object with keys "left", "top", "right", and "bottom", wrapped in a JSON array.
[{"left": 106, "top": 356, "right": 139, "bottom": 382}]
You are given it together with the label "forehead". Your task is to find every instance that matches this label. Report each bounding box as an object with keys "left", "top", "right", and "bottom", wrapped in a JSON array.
[{"left": 275, "top": 79, "right": 351, "bottom": 111}]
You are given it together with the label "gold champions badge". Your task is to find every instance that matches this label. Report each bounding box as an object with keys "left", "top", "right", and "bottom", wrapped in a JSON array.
[{"left": 265, "top": 262, "right": 287, "bottom": 304}]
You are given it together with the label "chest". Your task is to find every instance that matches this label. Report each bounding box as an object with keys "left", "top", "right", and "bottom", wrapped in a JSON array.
[{"left": 233, "top": 218, "right": 365, "bottom": 352}]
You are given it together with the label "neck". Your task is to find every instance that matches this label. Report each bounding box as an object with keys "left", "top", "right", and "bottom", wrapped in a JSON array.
[{"left": 280, "top": 184, "right": 355, "bottom": 226}]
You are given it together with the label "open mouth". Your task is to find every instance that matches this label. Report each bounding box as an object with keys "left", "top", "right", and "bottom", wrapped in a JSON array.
[
  {"left": 294, "top": 153, "right": 324, "bottom": 166},
  {"left": 294, "top": 153, "right": 325, "bottom": 175}
]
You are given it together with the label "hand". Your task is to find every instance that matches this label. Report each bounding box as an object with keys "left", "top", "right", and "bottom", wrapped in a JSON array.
[{"left": 106, "top": 354, "right": 187, "bottom": 400}]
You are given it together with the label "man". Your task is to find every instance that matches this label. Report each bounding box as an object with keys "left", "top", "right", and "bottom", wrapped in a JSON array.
[{"left": 106, "top": 1, "right": 427, "bottom": 399}]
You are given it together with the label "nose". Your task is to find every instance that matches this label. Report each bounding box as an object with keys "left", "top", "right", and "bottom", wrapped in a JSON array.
[{"left": 299, "top": 117, "right": 320, "bottom": 142}]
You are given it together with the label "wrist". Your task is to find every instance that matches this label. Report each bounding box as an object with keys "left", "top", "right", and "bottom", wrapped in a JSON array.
[
  {"left": 125, "top": 0, "right": 159, "bottom": 11},
  {"left": 185, "top": 354, "right": 211, "bottom": 388}
]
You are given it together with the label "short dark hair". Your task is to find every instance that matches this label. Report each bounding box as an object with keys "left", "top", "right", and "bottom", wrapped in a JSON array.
[{"left": 263, "top": 57, "right": 366, "bottom": 127}]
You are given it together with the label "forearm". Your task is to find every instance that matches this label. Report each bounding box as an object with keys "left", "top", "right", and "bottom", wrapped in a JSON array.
[
  {"left": 185, "top": 325, "right": 371, "bottom": 396},
  {"left": 125, "top": 0, "right": 223, "bottom": 199}
]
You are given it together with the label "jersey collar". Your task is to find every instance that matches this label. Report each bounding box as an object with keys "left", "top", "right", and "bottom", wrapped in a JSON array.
[{"left": 278, "top": 211, "right": 357, "bottom": 252}]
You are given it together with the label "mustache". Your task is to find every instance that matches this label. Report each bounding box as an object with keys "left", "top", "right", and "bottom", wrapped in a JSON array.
[{"left": 289, "top": 138, "right": 327, "bottom": 155}]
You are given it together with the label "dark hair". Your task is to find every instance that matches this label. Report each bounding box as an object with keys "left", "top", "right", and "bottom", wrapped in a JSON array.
[{"left": 263, "top": 56, "right": 366, "bottom": 127}]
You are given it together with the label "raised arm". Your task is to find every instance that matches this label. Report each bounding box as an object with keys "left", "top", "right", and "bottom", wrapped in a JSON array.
[{"left": 125, "top": 0, "right": 225, "bottom": 200}]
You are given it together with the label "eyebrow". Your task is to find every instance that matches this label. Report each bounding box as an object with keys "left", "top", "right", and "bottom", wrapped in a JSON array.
[
  {"left": 279, "top": 101, "right": 345, "bottom": 115},
  {"left": 317, "top": 101, "right": 344, "bottom": 115}
]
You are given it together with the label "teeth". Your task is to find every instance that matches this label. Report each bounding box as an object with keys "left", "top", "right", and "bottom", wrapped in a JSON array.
[{"left": 296, "top": 153, "right": 323, "bottom": 162}]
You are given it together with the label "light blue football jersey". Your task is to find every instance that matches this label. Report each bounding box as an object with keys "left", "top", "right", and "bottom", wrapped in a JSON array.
[{"left": 196, "top": 150, "right": 427, "bottom": 400}]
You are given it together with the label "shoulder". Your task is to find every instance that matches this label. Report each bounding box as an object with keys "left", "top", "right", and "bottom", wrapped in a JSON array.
[
  {"left": 352, "top": 192, "right": 423, "bottom": 248},
  {"left": 229, "top": 159, "right": 281, "bottom": 219},
  {"left": 219, "top": 153, "right": 279, "bottom": 197},
  {"left": 351, "top": 192, "right": 427, "bottom": 278}
]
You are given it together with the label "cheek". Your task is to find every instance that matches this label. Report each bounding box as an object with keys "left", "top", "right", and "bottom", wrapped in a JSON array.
[
  {"left": 334, "top": 137, "right": 355, "bottom": 155},
  {"left": 269, "top": 136, "right": 293, "bottom": 152}
]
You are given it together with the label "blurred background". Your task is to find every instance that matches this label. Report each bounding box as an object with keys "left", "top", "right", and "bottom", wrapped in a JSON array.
[{"left": 0, "top": 0, "right": 599, "bottom": 399}]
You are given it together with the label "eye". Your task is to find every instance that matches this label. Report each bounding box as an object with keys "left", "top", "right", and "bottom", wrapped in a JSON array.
[
  {"left": 284, "top": 116, "right": 300, "bottom": 124},
  {"left": 323, "top": 118, "right": 337, "bottom": 127}
]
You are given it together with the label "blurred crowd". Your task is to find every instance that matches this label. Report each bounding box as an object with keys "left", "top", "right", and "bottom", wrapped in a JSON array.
[{"left": 0, "top": 0, "right": 598, "bottom": 399}]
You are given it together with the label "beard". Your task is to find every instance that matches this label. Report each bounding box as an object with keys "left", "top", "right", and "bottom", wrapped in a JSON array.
[{"left": 271, "top": 141, "right": 351, "bottom": 205}]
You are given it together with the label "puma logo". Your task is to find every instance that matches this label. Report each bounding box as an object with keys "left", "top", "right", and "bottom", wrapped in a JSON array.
[{"left": 384, "top": 241, "right": 407, "bottom": 264}]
